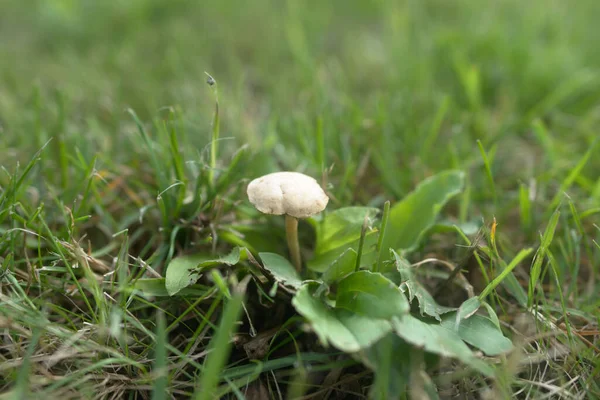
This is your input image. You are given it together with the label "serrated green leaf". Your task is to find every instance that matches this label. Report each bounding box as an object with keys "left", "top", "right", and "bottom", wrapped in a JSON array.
[
  {"left": 336, "top": 271, "right": 409, "bottom": 319},
  {"left": 401, "top": 280, "right": 455, "bottom": 321},
  {"left": 292, "top": 284, "right": 392, "bottom": 352},
  {"left": 394, "top": 251, "right": 455, "bottom": 320},
  {"left": 381, "top": 170, "right": 465, "bottom": 258},
  {"left": 441, "top": 314, "right": 513, "bottom": 356},
  {"left": 392, "top": 315, "right": 494, "bottom": 376},
  {"left": 259, "top": 252, "right": 303, "bottom": 289}
]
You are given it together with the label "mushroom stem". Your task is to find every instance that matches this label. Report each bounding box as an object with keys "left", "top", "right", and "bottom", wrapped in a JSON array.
[{"left": 285, "top": 215, "right": 301, "bottom": 271}]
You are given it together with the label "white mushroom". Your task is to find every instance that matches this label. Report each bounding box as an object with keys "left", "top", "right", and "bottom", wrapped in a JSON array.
[{"left": 247, "top": 172, "right": 329, "bottom": 271}]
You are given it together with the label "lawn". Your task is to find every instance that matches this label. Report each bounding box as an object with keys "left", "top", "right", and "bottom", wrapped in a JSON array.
[{"left": 1, "top": 0, "right": 600, "bottom": 399}]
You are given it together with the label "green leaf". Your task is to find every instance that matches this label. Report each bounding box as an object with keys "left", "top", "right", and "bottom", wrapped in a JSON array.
[
  {"left": 441, "top": 314, "right": 513, "bottom": 356},
  {"left": 307, "top": 233, "right": 377, "bottom": 272},
  {"left": 308, "top": 207, "right": 379, "bottom": 273},
  {"left": 336, "top": 271, "right": 409, "bottom": 319},
  {"left": 360, "top": 334, "right": 411, "bottom": 400},
  {"left": 166, "top": 247, "right": 243, "bottom": 296},
  {"left": 134, "top": 278, "right": 209, "bottom": 297},
  {"left": 292, "top": 284, "right": 392, "bottom": 352},
  {"left": 259, "top": 252, "right": 303, "bottom": 289},
  {"left": 392, "top": 315, "right": 494, "bottom": 376},
  {"left": 455, "top": 297, "right": 481, "bottom": 329},
  {"left": 394, "top": 251, "right": 455, "bottom": 320},
  {"left": 429, "top": 220, "right": 482, "bottom": 236},
  {"left": 220, "top": 225, "right": 277, "bottom": 254},
  {"left": 381, "top": 170, "right": 465, "bottom": 257},
  {"left": 401, "top": 280, "right": 455, "bottom": 321},
  {"left": 312, "top": 207, "right": 379, "bottom": 254},
  {"left": 321, "top": 248, "right": 357, "bottom": 284},
  {"left": 335, "top": 310, "right": 394, "bottom": 350},
  {"left": 481, "top": 301, "right": 501, "bottom": 330}
]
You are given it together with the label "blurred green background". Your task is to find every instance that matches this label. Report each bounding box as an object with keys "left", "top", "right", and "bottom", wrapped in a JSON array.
[{"left": 2, "top": 0, "right": 600, "bottom": 210}]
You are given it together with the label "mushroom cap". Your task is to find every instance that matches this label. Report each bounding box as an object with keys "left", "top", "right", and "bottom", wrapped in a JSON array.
[{"left": 247, "top": 172, "right": 329, "bottom": 219}]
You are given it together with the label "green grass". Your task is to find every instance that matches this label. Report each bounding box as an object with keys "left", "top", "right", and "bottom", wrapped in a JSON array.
[{"left": 1, "top": 0, "right": 600, "bottom": 398}]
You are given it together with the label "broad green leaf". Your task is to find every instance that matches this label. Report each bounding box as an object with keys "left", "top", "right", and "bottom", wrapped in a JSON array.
[
  {"left": 312, "top": 207, "right": 379, "bottom": 254},
  {"left": 292, "top": 284, "right": 392, "bottom": 352},
  {"left": 308, "top": 233, "right": 377, "bottom": 272},
  {"left": 392, "top": 315, "right": 493, "bottom": 376},
  {"left": 336, "top": 271, "right": 409, "bottom": 319},
  {"left": 335, "top": 310, "right": 393, "bottom": 350},
  {"left": 165, "top": 255, "right": 209, "bottom": 296},
  {"left": 441, "top": 314, "right": 513, "bottom": 356},
  {"left": 381, "top": 170, "right": 465, "bottom": 257},
  {"left": 222, "top": 224, "right": 282, "bottom": 254},
  {"left": 259, "top": 252, "right": 302, "bottom": 289},
  {"left": 429, "top": 220, "right": 481, "bottom": 236},
  {"left": 134, "top": 278, "right": 209, "bottom": 297},
  {"left": 394, "top": 251, "right": 455, "bottom": 320},
  {"left": 166, "top": 247, "right": 243, "bottom": 296},
  {"left": 321, "top": 248, "right": 357, "bottom": 284}
]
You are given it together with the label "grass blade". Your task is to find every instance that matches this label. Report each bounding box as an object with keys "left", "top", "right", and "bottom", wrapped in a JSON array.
[
  {"left": 152, "top": 310, "right": 168, "bottom": 400},
  {"left": 479, "top": 248, "right": 533, "bottom": 301},
  {"left": 355, "top": 214, "right": 369, "bottom": 272},
  {"left": 519, "top": 183, "right": 532, "bottom": 233},
  {"left": 193, "top": 281, "right": 245, "bottom": 400},
  {"left": 205, "top": 72, "right": 219, "bottom": 188},
  {"left": 477, "top": 140, "right": 496, "bottom": 203},
  {"left": 549, "top": 138, "right": 598, "bottom": 210},
  {"left": 374, "top": 200, "right": 391, "bottom": 273},
  {"left": 13, "top": 328, "right": 42, "bottom": 398},
  {"left": 528, "top": 209, "right": 560, "bottom": 308},
  {"left": 421, "top": 95, "right": 450, "bottom": 161}
]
